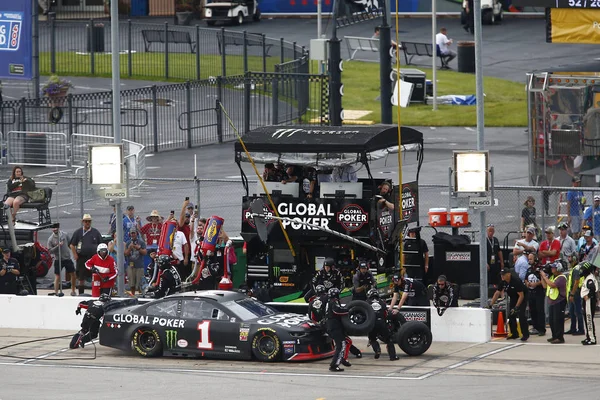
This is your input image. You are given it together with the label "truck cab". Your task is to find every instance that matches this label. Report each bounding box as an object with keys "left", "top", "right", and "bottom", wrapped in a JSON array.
[{"left": 204, "top": 0, "right": 261, "bottom": 25}]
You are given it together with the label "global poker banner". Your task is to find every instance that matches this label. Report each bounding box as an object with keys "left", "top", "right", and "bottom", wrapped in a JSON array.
[{"left": 0, "top": 0, "right": 32, "bottom": 80}]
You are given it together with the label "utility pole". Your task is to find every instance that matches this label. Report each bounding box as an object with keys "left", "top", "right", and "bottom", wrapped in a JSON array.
[
  {"left": 329, "top": 0, "right": 343, "bottom": 126},
  {"left": 379, "top": 0, "right": 392, "bottom": 124}
]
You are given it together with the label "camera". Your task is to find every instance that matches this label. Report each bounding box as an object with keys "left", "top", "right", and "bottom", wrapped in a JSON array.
[
  {"left": 185, "top": 197, "right": 189, "bottom": 201},
  {"left": 542, "top": 263, "right": 553, "bottom": 275}
]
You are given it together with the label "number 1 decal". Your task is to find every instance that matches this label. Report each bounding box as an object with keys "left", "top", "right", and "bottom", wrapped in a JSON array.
[{"left": 197, "top": 321, "right": 214, "bottom": 350}]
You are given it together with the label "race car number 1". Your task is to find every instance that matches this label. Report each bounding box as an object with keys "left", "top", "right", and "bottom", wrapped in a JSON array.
[{"left": 197, "top": 320, "right": 214, "bottom": 350}]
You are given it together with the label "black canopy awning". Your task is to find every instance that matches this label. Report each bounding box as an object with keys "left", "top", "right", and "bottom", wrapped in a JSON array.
[{"left": 234, "top": 125, "right": 424, "bottom": 154}]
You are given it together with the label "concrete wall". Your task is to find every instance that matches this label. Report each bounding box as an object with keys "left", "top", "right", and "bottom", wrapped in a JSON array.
[{"left": 0, "top": 295, "right": 492, "bottom": 343}]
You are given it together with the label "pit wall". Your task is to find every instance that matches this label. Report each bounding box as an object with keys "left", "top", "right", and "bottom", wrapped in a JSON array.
[{"left": 0, "top": 295, "right": 491, "bottom": 343}]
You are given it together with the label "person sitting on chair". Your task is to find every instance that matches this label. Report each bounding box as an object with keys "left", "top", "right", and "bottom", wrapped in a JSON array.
[{"left": 435, "top": 28, "right": 456, "bottom": 69}]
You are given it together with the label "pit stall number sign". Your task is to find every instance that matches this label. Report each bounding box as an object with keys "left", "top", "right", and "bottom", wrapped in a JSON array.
[{"left": 0, "top": 3, "right": 32, "bottom": 80}]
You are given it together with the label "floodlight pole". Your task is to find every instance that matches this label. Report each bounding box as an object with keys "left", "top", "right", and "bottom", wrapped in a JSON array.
[
  {"left": 474, "top": 0, "right": 487, "bottom": 308},
  {"left": 329, "top": 0, "right": 343, "bottom": 126},
  {"left": 111, "top": 0, "right": 125, "bottom": 298},
  {"left": 379, "top": 0, "right": 392, "bottom": 124}
]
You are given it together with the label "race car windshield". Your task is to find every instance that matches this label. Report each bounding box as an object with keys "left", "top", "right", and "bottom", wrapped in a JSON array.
[{"left": 222, "top": 298, "right": 277, "bottom": 321}]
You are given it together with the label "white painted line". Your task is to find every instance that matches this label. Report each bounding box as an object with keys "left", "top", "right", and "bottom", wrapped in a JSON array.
[
  {"left": 18, "top": 340, "right": 99, "bottom": 365},
  {"left": 488, "top": 340, "right": 586, "bottom": 347},
  {"left": 146, "top": 166, "right": 161, "bottom": 170},
  {"left": 429, "top": 127, "right": 436, "bottom": 130},
  {"left": 144, "top": 154, "right": 154, "bottom": 158},
  {"left": 465, "top": 127, "right": 475, "bottom": 131}
]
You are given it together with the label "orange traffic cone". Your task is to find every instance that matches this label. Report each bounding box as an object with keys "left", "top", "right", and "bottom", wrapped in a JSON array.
[{"left": 493, "top": 310, "right": 508, "bottom": 338}]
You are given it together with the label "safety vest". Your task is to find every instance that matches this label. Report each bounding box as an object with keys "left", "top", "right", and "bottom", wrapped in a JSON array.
[
  {"left": 546, "top": 274, "right": 565, "bottom": 300},
  {"left": 567, "top": 266, "right": 583, "bottom": 294}
]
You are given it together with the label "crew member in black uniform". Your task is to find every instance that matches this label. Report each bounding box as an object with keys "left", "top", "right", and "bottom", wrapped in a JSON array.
[
  {"left": 580, "top": 262, "right": 598, "bottom": 345},
  {"left": 490, "top": 268, "right": 529, "bottom": 341},
  {"left": 70, "top": 293, "right": 111, "bottom": 349},
  {"left": 146, "top": 255, "right": 182, "bottom": 299},
  {"left": 326, "top": 288, "right": 350, "bottom": 372},
  {"left": 524, "top": 253, "right": 546, "bottom": 336},
  {"left": 431, "top": 275, "right": 457, "bottom": 316},
  {"left": 0, "top": 248, "right": 20, "bottom": 295},
  {"left": 308, "top": 284, "right": 328, "bottom": 326},
  {"left": 367, "top": 289, "right": 399, "bottom": 361},
  {"left": 352, "top": 260, "right": 375, "bottom": 301},
  {"left": 389, "top": 274, "right": 428, "bottom": 312},
  {"left": 305, "top": 257, "right": 343, "bottom": 301}
]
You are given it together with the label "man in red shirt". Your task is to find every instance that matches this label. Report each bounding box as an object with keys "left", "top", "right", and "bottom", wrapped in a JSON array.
[
  {"left": 539, "top": 226, "right": 561, "bottom": 265},
  {"left": 141, "top": 210, "right": 162, "bottom": 248},
  {"left": 85, "top": 243, "right": 117, "bottom": 295}
]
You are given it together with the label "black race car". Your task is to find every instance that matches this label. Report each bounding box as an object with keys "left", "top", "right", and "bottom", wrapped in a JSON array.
[{"left": 99, "top": 290, "right": 334, "bottom": 362}]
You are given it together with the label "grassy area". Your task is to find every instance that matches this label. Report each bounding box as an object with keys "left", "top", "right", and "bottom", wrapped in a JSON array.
[
  {"left": 340, "top": 61, "right": 527, "bottom": 127},
  {"left": 40, "top": 52, "right": 282, "bottom": 82}
]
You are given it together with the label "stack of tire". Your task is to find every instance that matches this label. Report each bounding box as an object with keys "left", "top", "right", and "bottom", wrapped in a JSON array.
[{"left": 341, "top": 300, "right": 432, "bottom": 357}]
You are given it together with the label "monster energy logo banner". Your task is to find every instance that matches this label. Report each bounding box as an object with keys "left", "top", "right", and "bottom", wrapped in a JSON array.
[
  {"left": 273, "top": 266, "right": 280, "bottom": 277},
  {"left": 272, "top": 265, "right": 296, "bottom": 277},
  {"left": 165, "top": 330, "right": 178, "bottom": 349}
]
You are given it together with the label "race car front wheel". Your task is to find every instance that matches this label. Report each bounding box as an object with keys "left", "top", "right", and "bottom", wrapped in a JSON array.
[
  {"left": 395, "top": 321, "right": 432, "bottom": 357},
  {"left": 132, "top": 328, "right": 162, "bottom": 357},
  {"left": 251, "top": 329, "right": 281, "bottom": 362}
]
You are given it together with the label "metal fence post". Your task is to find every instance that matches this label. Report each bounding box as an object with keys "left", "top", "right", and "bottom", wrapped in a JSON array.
[
  {"left": 195, "top": 25, "right": 201, "bottom": 80},
  {"left": 89, "top": 19, "right": 96, "bottom": 75},
  {"left": 262, "top": 34, "right": 267, "bottom": 72},
  {"left": 152, "top": 85, "right": 159, "bottom": 152},
  {"left": 217, "top": 76, "right": 223, "bottom": 143},
  {"left": 243, "top": 31, "right": 248, "bottom": 74},
  {"left": 221, "top": 28, "right": 227, "bottom": 77},
  {"left": 50, "top": 14, "right": 56, "bottom": 74},
  {"left": 186, "top": 81, "right": 192, "bottom": 148},
  {"left": 293, "top": 41, "right": 297, "bottom": 61},
  {"left": 195, "top": 178, "right": 201, "bottom": 217},
  {"left": 165, "top": 23, "right": 170, "bottom": 80},
  {"left": 280, "top": 38, "right": 285, "bottom": 64},
  {"left": 67, "top": 94, "right": 74, "bottom": 162},
  {"left": 19, "top": 97, "right": 26, "bottom": 131},
  {"left": 79, "top": 176, "right": 84, "bottom": 219},
  {"left": 244, "top": 72, "right": 251, "bottom": 134},
  {"left": 272, "top": 77, "right": 279, "bottom": 125},
  {"left": 128, "top": 19, "right": 132, "bottom": 77}
]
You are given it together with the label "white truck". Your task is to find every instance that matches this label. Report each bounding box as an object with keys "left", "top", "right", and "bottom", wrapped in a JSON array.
[{"left": 204, "top": 0, "right": 261, "bottom": 25}]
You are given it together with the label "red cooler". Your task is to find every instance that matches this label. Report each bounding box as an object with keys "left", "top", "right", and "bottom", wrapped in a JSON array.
[
  {"left": 428, "top": 208, "right": 448, "bottom": 226},
  {"left": 450, "top": 208, "right": 469, "bottom": 227}
]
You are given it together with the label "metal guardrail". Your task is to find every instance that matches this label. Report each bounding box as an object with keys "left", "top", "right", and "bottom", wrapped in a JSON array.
[{"left": 6, "top": 131, "right": 69, "bottom": 167}]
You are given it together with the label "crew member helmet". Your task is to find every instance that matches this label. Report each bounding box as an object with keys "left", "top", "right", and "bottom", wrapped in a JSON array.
[
  {"left": 323, "top": 258, "right": 335, "bottom": 268},
  {"left": 98, "top": 293, "right": 111, "bottom": 302},
  {"left": 157, "top": 255, "right": 172, "bottom": 270},
  {"left": 328, "top": 287, "right": 340, "bottom": 298},
  {"left": 97, "top": 243, "right": 108, "bottom": 259},
  {"left": 315, "top": 284, "right": 326, "bottom": 294},
  {"left": 367, "top": 288, "right": 379, "bottom": 299}
]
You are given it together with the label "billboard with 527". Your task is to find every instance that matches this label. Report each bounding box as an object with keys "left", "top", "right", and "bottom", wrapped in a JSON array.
[{"left": 0, "top": 0, "right": 32, "bottom": 80}]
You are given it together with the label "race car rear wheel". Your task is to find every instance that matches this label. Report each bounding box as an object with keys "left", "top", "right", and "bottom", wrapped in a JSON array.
[
  {"left": 395, "top": 321, "right": 432, "bottom": 357},
  {"left": 342, "top": 300, "right": 376, "bottom": 336},
  {"left": 132, "top": 328, "right": 162, "bottom": 357},
  {"left": 251, "top": 329, "right": 281, "bottom": 362}
]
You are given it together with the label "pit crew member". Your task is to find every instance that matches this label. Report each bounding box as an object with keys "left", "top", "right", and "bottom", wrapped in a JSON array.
[
  {"left": 146, "top": 255, "right": 182, "bottom": 299},
  {"left": 85, "top": 243, "right": 117, "bottom": 295},
  {"left": 70, "top": 293, "right": 111, "bottom": 349},
  {"left": 580, "top": 262, "right": 598, "bottom": 345},
  {"left": 431, "top": 275, "right": 456, "bottom": 316},
  {"left": 389, "top": 274, "right": 428, "bottom": 312},
  {"left": 325, "top": 288, "right": 349, "bottom": 372},
  {"left": 367, "top": 288, "right": 398, "bottom": 361},
  {"left": 352, "top": 260, "right": 375, "bottom": 301}
]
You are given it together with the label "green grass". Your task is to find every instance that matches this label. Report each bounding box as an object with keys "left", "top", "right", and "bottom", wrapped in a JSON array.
[
  {"left": 340, "top": 61, "right": 527, "bottom": 127},
  {"left": 40, "top": 52, "right": 282, "bottom": 82}
]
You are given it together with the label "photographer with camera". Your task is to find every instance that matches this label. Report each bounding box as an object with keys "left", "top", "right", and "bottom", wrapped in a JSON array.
[
  {"left": 525, "top": 253, "right": 546, "bottom": 336},
  {"left": 490, "top": 269, "right": 529, "bottom": 341},
  {"left": 0, "top": 248, "right": 20, "bottom": 294},
  {"left": 540, "top": 261, "right": 568, "bottom": 344}
]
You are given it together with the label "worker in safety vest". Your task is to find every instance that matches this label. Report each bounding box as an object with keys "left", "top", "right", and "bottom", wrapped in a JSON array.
[{"left": 540, "top": 261, "right": 568, "bottom": 344}]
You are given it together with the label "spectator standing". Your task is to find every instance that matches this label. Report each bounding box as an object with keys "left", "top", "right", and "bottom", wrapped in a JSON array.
[
  {"left": 578, "top": 230, "right": 598, "bottom": 263},
  {"left": 372, "top": 27, "right": 400, "bottom": 57},
  {"left": 0, "top": 248, "right": 20, "bottom": 294},
  {"left": 583, "top": 195, "right": 600, "bottom": 236},
  {"left": 124, "top": 228, "right": 147, "bottom": 296},
  {"left": 171, "top": 219, "right": 189, "bottom": 280},
  {"left": 141, "top": 210, "right": 162, "bottom": 248},
  {"left": 177, "top": 200, "right": 193, "bottom": 276},
  {"left": 352, "top": 260, "right": 375, "bottom": 301},
  {"left": 513, "top": 226, "right": 539, "bottom": 257},
  {"left": 525, "top": 253, "right": 546, "bottom": 336},
  {"left": 435, "top": 27, "right": 456, "bottom": 68},
  {"left": 402, "top": 227, "right": 429, "bottom": 280},
  {"left": 565, "top": 262, "right": 585, "bottom": 336},
  {"left": 464, "top": 0, "right": 474, "bottom": 34},
  {"left": 539, "top": 226, "right": 561, "bottom": 265},
  {"left": 513, "top": 251, "right": 529, "bottom": 282},
  {"left": 70, "top": 214, "right": 103, "bottom": 295},
  {"left": 557, "top": 222, "right": 577, "bottom": 267},
  {"left": 486, "top": 224, "right": 504, "bottom": 285},
  {"left": 47, "top": 225, "right": 76, "bottom": 296},
  {"left": 520, "top": 196, "right": 537, "bottom": 235},
  {"left": 576, "top": 225, "right": 597, "bottom": 252},
  {"left": 567, "top": 176, "right": 583, "bottom": 237},
  {"left": 4, "top": 166, "right": 34, "bottom": 222},
  {"left": 541, "top": 262, "right": 568, "bottom": 344},
  {"left": 123, "top": 205, "right": 142, "bottom": 242},
  {"left": 490, "top": 269, "right": 529, "bottom": 341}
]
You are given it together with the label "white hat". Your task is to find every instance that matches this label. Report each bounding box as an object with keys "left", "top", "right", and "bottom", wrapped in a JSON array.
[{"left": 146, "top": 210, "right": 161, "bottom": 222}]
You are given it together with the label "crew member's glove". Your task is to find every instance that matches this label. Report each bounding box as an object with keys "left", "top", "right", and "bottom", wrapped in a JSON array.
[
  {"left": 75, "top": 307, "right": 81, "bottom": 315},
  {"left": 509, "top": 307, "right": 519, "bottom": 317},
  {"left": 437, "top": 307, "right": 447, "bottom": 317},
  {"left": 102, "top": 277, "right": 109, "bottom": 283},
  {"left": 91, "top": 267, "right": 100, "bottom": 275}
]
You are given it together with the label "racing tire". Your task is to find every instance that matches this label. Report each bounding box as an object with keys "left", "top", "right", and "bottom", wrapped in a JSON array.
[
  {"left": 253, "top": 8, "right": 261, "bottom": 21},
  {"left": 235, "top": 12, "right": 244, "bottom": 25},
  {"left": 206, "top": 20, "right": 216, "bottom": 26},
  {"left": 132, "top": 327, "right": 162, "bottom": 357},
  {"left": 69, "top": 332, "right": 83, "bottom": 349},
  {"left": 395, "top": 321, "right": 432, "bottom": 357},
  {"left": 251, "top": 329, "right": 281, "bottom": 362},
  {"left": 342, "top": 300, "right": 376, "bottom": 336},
  {"left": 459, "top": 283, "right": 480, "bottom": 300}
]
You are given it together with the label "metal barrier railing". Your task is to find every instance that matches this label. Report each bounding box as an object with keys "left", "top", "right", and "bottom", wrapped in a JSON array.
[{"left": 6, "top": 131, "right": 68, "bottom": 167}]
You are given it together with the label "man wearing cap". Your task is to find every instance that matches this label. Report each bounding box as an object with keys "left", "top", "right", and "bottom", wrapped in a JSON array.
[
  {"left": 513, "top": 226, "right": 539, "bottom": 256},
  {"left": 70, "top": 214, "right": 103, "bottom": 295},
  {"left": 541, "top": 261, "right": 568, "bottom": 344},
  {"left": 490, "top": 269, "right": 529, "bottom": 341},
  {"left": 584, "top": 195, "right": 600, "bottom": 237},
  {"left": 389, "top": 274, "right": 428, "bottom": 311},
  {"left": 539, "top": 226, "right": 561, "bottom": 265},
  {"left": 557, "top": 222, "right": 577, "bottom": 267},
  {"left": 124, "top": 228, "right": 147, "bottom": 296},
  {"left": 47, "top": 225, "right": 76, "bottom": 296},
  {"left": 352, "top": 260, "right": 375, "bottom": 301},
  {"left": 141, "top": 210, "right": 162, "bottom": 248},
  {"left": 567, "top": 176, "right": 583, "bottom": 237},
  {"left": 123, "top": 205, "right": 142, "bottom": 243},
  {"left": 0, "top": 248, "right": 20, "bottom": 294},
  {"left": 578, "top": 230, "right": 598, "bottom": 263}
]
